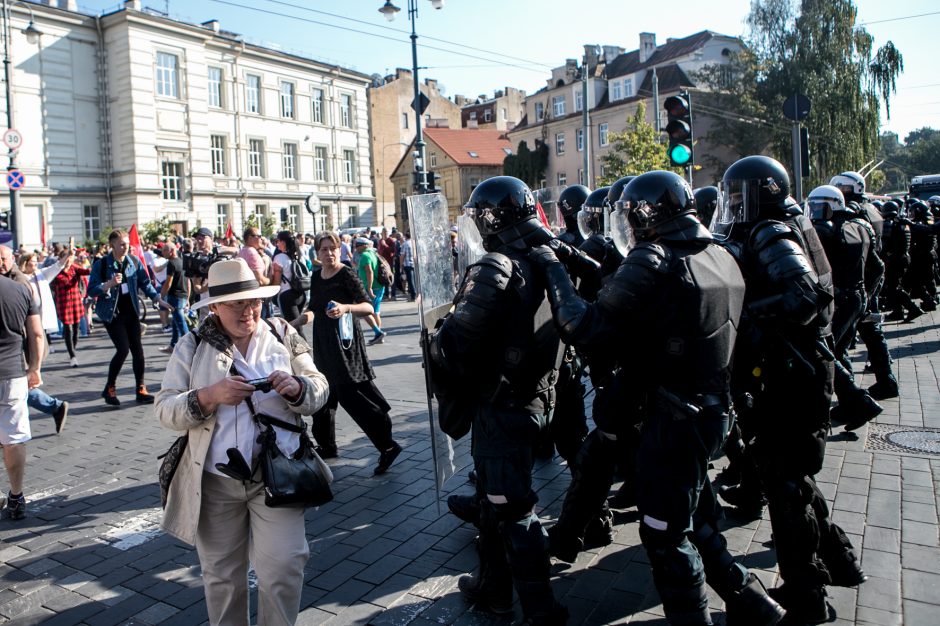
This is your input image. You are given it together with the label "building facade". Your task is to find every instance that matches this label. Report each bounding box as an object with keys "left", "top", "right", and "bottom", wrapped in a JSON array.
[
  {"left": 3, "top": 0, "right": 374, "bottom": 249},
  {"left": 507, "top": 31, "right": 743, "bottom": 191},
  {"left": 367, "top": 68, "right": 462, "bottom": 231},
  {"left": 456, "top": 87, "right": 526, "bottom": 132}
]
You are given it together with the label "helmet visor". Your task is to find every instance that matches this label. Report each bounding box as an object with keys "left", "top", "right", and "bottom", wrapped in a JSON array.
[
  {"left": 577, "top": 207, "right": 605, "bottom": 240},
  {"left": 807, "top": 199, "right": 833, "bottom": 222},
  {"left": 456, "top": 213, "right": 485, "bottom": 275},
  {"left": 712, "top": 179, "right": 762, "bottom": 240},
  {"left": 610, "top": 206, "right": 635, "bottom": 257}
]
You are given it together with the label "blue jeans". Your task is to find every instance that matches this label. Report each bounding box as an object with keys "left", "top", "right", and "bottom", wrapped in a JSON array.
[
  {"left": 28, "top": 387, "right": 62, "bottom": 416},
  {"left": 168, "top": 295, "right": 189, "bottom": 347},
  {"left": 403, "top": 266, "right": 416, "bottom": 300}
]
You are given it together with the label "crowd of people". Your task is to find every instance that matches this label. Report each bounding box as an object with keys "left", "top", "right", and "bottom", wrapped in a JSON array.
[{"left": 0, "top": 158, "right": 937, "bottom": 625}]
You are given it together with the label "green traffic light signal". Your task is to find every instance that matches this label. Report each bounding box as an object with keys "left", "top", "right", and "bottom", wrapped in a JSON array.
[{"left": 670, "top": 144, "right": 692, "bottom": 166}]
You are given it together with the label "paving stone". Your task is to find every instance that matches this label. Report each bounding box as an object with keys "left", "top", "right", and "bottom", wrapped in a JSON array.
[
  {"left": 901, "top": 543, "right": 940, "bottom": 574},
  {"left": 902, "top": 569, "right": 940, "bottom": 604},
  {"left": 901, "top": 520, "right": 940, "bottom": 548},
  {"left": 861, "top": 549, "right": 901, "bottom": 581}
]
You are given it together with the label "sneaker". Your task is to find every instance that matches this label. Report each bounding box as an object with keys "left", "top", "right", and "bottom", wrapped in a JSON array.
[
  {"left": 102, "top": 385, "right": 120, "bottom": 406},
  {"left": 136, "top": 385, "right": 155, "bottom": 404},
  {"left": 3, "top": 495, "right": 27, "bottom": 521},
  {"left": 140, "top": 324, "right": 147, "bottom": 337},
  {"left": 161, "top": 325, "right": 173, "bottom": 334},
  {"left": 69, "top": 356, "right": 79, "bottom": 368},
  {"left": 374, "top": 442, "right": 402, "bottom": 475},
  {"left": 158, "top": 345, "right": 174, "bottom": 354},
  {"left": 367, "top": 331, "right": 387, "bottom": 346},
  {"left": 53, "top": 401, "right": 69, "bottom": 434}
]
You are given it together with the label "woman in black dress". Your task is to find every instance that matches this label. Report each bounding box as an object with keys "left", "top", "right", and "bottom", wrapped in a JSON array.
[{"left": 291, "top": 232, "right": 402, "bottom": 475}]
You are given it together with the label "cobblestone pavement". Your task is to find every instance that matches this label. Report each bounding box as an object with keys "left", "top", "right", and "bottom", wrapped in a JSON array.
[{"left": 0, "top": 300, "right": 937, "bottom": 625}]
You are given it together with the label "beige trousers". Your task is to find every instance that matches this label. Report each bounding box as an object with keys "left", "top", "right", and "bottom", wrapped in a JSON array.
[{"left": 195, "top": 471, "right": 309, "bottom": 626}]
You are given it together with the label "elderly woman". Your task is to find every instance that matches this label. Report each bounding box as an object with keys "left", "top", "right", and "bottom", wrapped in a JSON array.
[{"left": 155, "top": 258, "right": 329, "bottom": 626}]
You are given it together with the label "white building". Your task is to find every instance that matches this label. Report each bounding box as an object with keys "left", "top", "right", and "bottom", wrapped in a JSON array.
[{"left": 3, "top": 0, "right": 374, "bottom": 249}]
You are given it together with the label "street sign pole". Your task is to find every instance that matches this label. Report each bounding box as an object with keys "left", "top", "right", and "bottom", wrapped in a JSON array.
[
  {"left": 782, "top": 92, "right": 811, "bottom": 203},
  {"left": 791, "top": 122, "right": 802, "bottom": 202},
  {"left": 1, "top": 2, "right": 19, "bottom": 248}
]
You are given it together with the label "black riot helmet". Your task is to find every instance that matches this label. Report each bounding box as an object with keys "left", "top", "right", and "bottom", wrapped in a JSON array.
[
  {"left": 462, "top": 176, "right": 545, "bottom": 251},
  {"left": 607, "top": 176, "right": 637, "bottom": 207},
  {"left": 692, "top": 186, "right": 721, "bottom": 227},
  {"left": 611, "top": 170, "right": 707, "bottom": 254},
  {"left": 910, "top": 200, "right": 931, "bottom": 223},
  {"left": 880, "top": 200, "right": 900, "bottom": 219},
  {"left": 558, "top": 185, "right": 591, "bottom": 219},
  {"left": 577, "top": 186, "right": 611, "bottom": 239},
  {"left": 713, "top": 155, "right": 794, "bottom": 238}
]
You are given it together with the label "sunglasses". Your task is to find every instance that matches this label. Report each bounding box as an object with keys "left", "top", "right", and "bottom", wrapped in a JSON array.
[{"left": 215, "top": 448, "right": 257, "bottom": 482}]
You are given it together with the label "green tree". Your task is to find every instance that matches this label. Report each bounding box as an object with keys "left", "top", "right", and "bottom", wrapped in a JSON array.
[
  {"left": 597, "top": 102, "right": 674, "bottom": 186},
  {"left": 141, "top": 216, "right": 177, "bottom": 244},
  {"left": 503, "top": 140, "right": 548, "bottom": 188},
  {"left": 696, "top": 0, "right": 903, "bottom": 190},
  {"left": 244, "top": 212, "right": 278, "bottom": 238}
]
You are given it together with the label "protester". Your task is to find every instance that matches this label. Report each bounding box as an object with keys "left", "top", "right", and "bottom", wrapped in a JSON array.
[
  {"left": 18, "top": 251, "right": 66, "bottom": 343},
  {"left": 158, "top": 242, "right": 190, "bottom": 354},
  {"left": 353, "top": 237, "right": 387, "bottom": 345},
  {"left": 155, "top": 258, "right": 329, "bottom": 626},
  {"left": 400, "top": 231, "right": 416, "bottom": 301},
  {"left": 271, "top": 230, "right": 308, "bottom": 324},
  {"left": 51, "top": 251, "right": 91, "bottom": 367},
  {"left": 0, "top": 274, "right": 44, "bottom": 520},
  {"left": 291, "top": 232, "right": 402, "bottom": 474},
  {"left": 88, "top": 229, "right": 164, "bottom": 406}
]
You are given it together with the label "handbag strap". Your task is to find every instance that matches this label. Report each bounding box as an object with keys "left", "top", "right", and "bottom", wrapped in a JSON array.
[{"left": 228, "top": 362, "right": 306, "bottom": 434}]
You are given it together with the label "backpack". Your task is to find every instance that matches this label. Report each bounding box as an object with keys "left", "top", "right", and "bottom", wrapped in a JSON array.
[
  {"left": 376, "top": 254, "right": 394, "bottom": 288},
  {"left": 288, "top": 257, "right": 311, "bottom": 293}
]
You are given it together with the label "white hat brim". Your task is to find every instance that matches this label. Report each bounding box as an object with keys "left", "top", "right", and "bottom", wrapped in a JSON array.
[{"left": 191, "top": 284, "right": 282, "bottom": 310}]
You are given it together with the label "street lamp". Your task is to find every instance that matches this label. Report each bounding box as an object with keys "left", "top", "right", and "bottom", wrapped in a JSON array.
[
  {"left": 2, "top": 0, "right": 43, "bottom": 248},
  {"left": 377, "top": 0, "right": 443, "bottom": 195}
]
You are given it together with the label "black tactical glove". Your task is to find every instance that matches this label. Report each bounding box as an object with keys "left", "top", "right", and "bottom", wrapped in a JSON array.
[{"left": 528, "top": 244, "right": 561, "bottom": 267}]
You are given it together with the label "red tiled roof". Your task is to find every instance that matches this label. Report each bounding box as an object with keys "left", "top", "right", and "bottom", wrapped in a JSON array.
[{"left": 423, "top": 128, "right": 512, "bottom": 166}]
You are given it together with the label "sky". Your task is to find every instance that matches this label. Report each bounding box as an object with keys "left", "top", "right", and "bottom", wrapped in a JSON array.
[{"left": 78, "top": 0, "right": 938, "bottom": 143}]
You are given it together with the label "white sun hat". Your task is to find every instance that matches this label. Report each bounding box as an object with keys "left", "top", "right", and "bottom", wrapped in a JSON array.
[{"left": 191, "top": 258, "right": 281, "bottom": 310}]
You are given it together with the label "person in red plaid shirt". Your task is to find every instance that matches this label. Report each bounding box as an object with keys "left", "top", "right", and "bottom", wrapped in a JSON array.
[{"left": 51, "top": 251, "right": 91, "bottom": 368}]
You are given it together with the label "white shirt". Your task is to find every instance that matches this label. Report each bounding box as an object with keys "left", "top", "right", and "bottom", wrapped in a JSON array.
[
  {"left": 205, "top": 323, "right": 300, "bottom": 477},
  {"left": 273, "top": 252, "right": 293, "bottom": 293}
]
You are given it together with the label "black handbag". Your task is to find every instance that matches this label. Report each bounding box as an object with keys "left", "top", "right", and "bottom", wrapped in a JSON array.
[
  {"left": 256, "top": 416, "right": 333, "bottom": 508},
  {"left": 157, "top": 434, "right": 188, "bottom": 508}
]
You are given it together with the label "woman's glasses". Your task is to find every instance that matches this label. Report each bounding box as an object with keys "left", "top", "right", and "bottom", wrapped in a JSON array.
[{"left": 221, "top": 299, "right": 263, "bottom": 313}]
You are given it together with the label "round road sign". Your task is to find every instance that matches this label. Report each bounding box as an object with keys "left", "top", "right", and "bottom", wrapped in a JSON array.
[
  {"left": 3, "top": 129, "right": 23, "bottom": 151},
  {"left": 6, "top": 169, "right": 25, "bottom": 190}
]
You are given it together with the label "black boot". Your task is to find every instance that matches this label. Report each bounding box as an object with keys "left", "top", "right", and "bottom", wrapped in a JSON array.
[
  {"left": 583, "top": 505, "right": 614, "bottom": 548},
  {"left": 448, "top": 493, "right": 481, "bottom": 528},
  {"left": 833, "top": 391, "right": 883, "bottom": 431},
  {"left": 724, "top": 574, "right": 785, "bottom": 626},
  {"left": 767, "top": 585, "right": 829, "bottom": 625},
  {"left": 659, "top": 583, "right": 713, "bottom": 625},
  {"left": 458, "top": 573, "right": 513, "bottom": 615},
  {"left": 718, "top": 484, "right": 766, "bottom": 519},
  {"left": 514, "top": 581, "right": 568, "bottom": 625},
  {"left": 868, "top": 377, "right": 899, "bottom": 401},
  {"left": 547, "top": 523, "right": 583, "bottom": 563}
]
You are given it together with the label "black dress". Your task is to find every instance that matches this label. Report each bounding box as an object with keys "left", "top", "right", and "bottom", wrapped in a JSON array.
[{"left": 306, "top": 266, "right": 394, "bottom": 453}]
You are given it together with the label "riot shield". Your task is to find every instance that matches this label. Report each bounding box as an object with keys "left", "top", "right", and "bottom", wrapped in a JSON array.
[
  {"left": 455, "top": 213, "right": 485, "bottom": 283},
  {"left": 406, "top": 192, "right": 471, "bottom": 504}
]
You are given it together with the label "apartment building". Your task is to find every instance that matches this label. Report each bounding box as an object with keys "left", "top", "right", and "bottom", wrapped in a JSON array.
[
  {"left": 507, "top": 31, "right": 743, "bottom": 191},
  {"left": 4, "top": 0, "right": 373, "bottom": 249},
  {"left": 456, "top": 87, "right": 526, "bottom": 132}
]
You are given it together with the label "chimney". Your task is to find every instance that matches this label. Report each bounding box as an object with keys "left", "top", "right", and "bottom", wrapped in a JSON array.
[
  {"left": 123, "top": 0, "right": 141, "bottom": 10},
  {"left": 202, "top": 19, "right": 221, "bottom": 33},
  {"left": 602, "top": 46, "right": 621, "bottom": 64},
  {"left": 583, "top": 44, "right": 600, "bottom": 70},
  {"left": 639, "top": 32, "right": 656, "bottom": 63},
  {"left": 57, "top": 0, "right": 78, "bottom": 10}
]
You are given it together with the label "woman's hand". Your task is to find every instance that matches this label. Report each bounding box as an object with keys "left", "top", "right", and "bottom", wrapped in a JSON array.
[
  {"left": 326, "top": 300, "right": 346, "bottom": 319},
  {"left": 197, "top": 376, "right": 256, "bottom": 414},
  {"left": 268, "top": 370, "right": 302, "bottom": 402}
]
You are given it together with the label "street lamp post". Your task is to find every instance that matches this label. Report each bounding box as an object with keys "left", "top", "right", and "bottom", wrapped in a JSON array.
[
  {"left": 1, "top": 0, "right": 41, "bottom": 249},
  {"left": 378, "top": 0, "right": 443, "bottom": 196}
]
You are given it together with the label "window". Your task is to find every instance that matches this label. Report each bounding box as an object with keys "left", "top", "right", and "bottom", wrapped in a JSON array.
[
  {"left": 467, "top": 151, "right": 479, "bottom": 158},
  {"left": 210, "top": 135, "right": 227, "bottom": 176},
  {"left": 340, "top": 94, "right": 353, "bottom": 128},
  {"left": 578, "top": 168, "right": 585, "bottom": 185},
  {"left": 286, "top": 204, "right": 300, "bottom": 230},
  {"left": 253, "top": 204, "right": 267, "bottom": 224},
  {"left": 82, "top": 205, "right": 100, "bottom": 242},
  {"left": 484, "top": 109, "right": 492, "bottom": 122},
  {"left": 557, "top": 172, "right": 567, "bottom": 186},
  {"left": 279, "top": 81, "right": 294, "bottom": 119},
  {"left": 623, "top": 78, "right": 634, "bottom": 98},
  {"left": 501, "top": 107, "right": 507, "bottom": 121},
  {"left": 430, "top": 152, "right": 438, "bottom": 168},
  {"left": 282, "top": 142, "right": 297, "bottom": 179},
  {"left": 611, "top": 80, "right": 622, "bottom": 101},
  {"left": 552, "top": 95, "right": 565, "bottom": 117},
  {"left": 248, "top": 139, "right": 264, "bottom": 177},
  {"left": 599, "top": 122, "right": 609, "bottom": 146},
  {"left": 155, "top": 51, "right": 179, "bottom": 98},
  {"left": 401, "top": 112, "right": 409, "bottom": 129},
  {"left": 216, "top": 203, "right": 229, "bottom": 235},
  {"left": 314, "top": 146, "right": 327, "bottom": 181},
  {"left": 311, "top": 88, "right": 324, "bottom": 123},
  {"left": 470, "top": 111, "right": 477, "bottom": 120},
  {"left": 342, "top": 149, "right": 356, "bottom": 184},
  {"left": 348, "top": 205, "right": 359, "bottom": 228},
  {"left": 535, "top": 102, "right": 545, "bottom": 121},
  {"left": 574, "top": 88, "right": 583, "bottom": 112},
  {"left": 161, "top": 161, "right": 183, "bottom": 200},
  {"left": 207, "top": 66, "right": 223, "bottom": 108},
  {"left": 246, "top": 74, "right": 261, "bottom": 114},
  {"left": 555, "top": 132, "right": 566, "bottom": 155},
  {"left": 576, "top": 128, "right": 584, "bottom": 152}
]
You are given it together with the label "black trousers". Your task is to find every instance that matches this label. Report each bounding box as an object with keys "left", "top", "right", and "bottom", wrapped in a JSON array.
[
  {"left": 104, "top": 304, "right": 145, "bottom": 388},
  {"left": 62, "top": 322, "right": 80, "bottom": 358},
  {"left": 311, "top": 379, "right": 394, "bottom": 453},
  {"left": 277, "top": 289, "right": 306, "bottom": 324}
]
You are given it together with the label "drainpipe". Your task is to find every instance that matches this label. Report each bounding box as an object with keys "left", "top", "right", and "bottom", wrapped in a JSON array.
[
  {"left": 232, "top": 40, "right": 245, "bottom": 227},
  {"left": 95, "top": 15, "right": 114, "bottom": 225}
]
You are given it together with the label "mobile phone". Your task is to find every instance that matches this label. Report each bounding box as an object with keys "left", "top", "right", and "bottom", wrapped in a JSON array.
[{"left": 245, "top": 377, "right": 273, "bottom": 393}]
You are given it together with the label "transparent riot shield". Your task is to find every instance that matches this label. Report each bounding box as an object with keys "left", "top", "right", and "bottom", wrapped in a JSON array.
[
  {"left": 406, "top": 192, "right": 470, "bottom": 504},
  {"left": 455, "top": 213, "right": 485, "bottom": 282},
  {"left": 535, "top": 185, "right": 566, "bottom": 234}
]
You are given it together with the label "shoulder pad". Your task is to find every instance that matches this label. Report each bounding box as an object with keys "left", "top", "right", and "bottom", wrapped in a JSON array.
[
  {"left": 851, "top": 218, "right": 876, "bottom": 238},
  {"left": 623, "top": 241, "right": 672, "bottom": 273},
  {"left": 749, "top": 220, "right": 796, "bottom": 251},
  {"left": 472, "top": 252, "right": 513, "bottom": 277},
  {"left": 465, "top": 252, "right": 513, "bottom": 291}
]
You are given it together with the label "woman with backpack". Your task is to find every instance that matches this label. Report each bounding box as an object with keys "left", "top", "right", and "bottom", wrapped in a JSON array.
[{"left": 271, "top": 231, "right": 309, "bottom": 331}]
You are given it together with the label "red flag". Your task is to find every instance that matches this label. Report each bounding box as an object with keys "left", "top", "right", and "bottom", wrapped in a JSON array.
[
  {"left": 225, "top": 221, "right": 234, "bottom": 240},
  {"left": 128, "top": 223, "right": 145, "bottom": 260},
  {"left": 535, "top": 202, "right": 550, "bottom": 228}
]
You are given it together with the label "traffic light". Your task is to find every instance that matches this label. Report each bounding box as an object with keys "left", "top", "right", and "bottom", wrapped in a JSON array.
[
  {"left": 0, "top": 211, "right": 8, "bottom": 230},
  {"left": 664, "top": 91, "right": 693, "bottom": 167},
  {"left": 426, "top": 171, "right": 437, "bottom": 191}
]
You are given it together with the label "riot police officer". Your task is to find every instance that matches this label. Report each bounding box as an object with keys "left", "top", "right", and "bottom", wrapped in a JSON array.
[
  {"left": 429, "top": 176, "right": 566, "bottom": 625},
  {"left": 808, "top": 185, "right": 884, "bottom": 428},
  {"left": 532, "top": 171, "right": 784, "bottom": 626},
  {"left": 693, "top": 186, "right": 721, "bottom": 227},
  {"left": 880, "top": 200, "right": 922, "bottom": 322},
  {"left": 903, "top": 200, "right": 939, "bottom": 311},
  {"left": 713, "top": 156, "right": 865, "bottom": 624},
  {"left": 557, "top": 185, "right": 591, "bottom": 249},
  {"left": 830, "top": 172, "right": 898, "bottom": 400}
]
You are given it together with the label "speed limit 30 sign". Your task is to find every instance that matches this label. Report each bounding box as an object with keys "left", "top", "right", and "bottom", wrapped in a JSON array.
[{"left": 3, "top": 129, "right": 22, "bottom": 151}]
